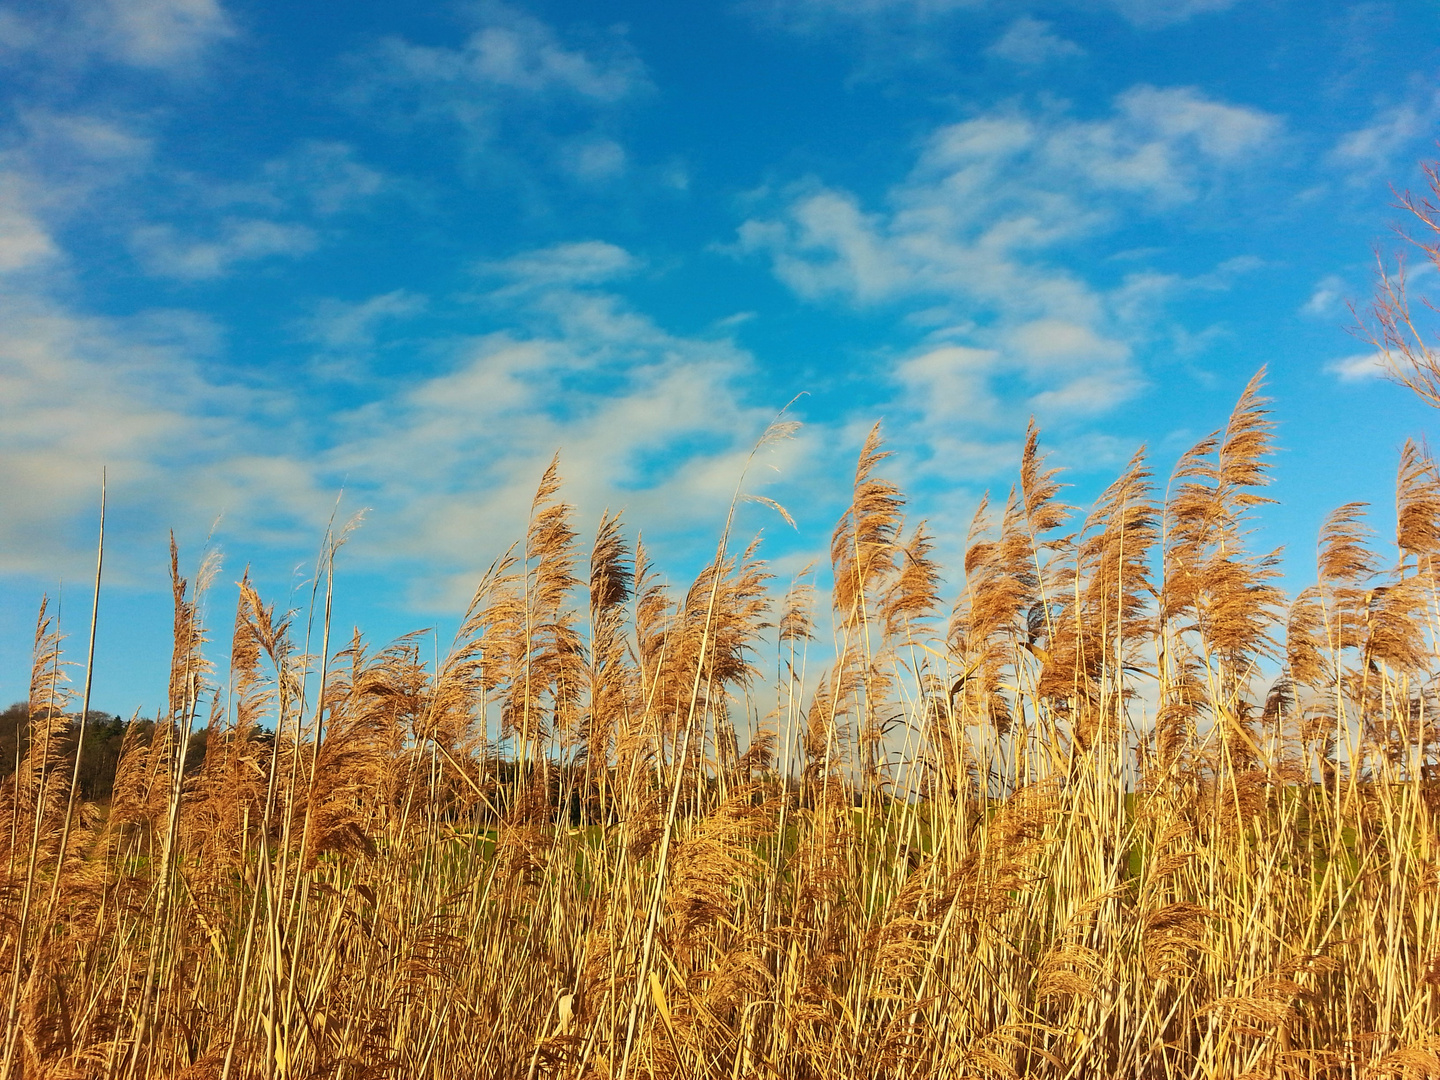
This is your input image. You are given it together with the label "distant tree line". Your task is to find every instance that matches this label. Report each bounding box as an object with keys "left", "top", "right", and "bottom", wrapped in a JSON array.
[{"left": 0, "top": 704, "right": 209, "bottom": 801}]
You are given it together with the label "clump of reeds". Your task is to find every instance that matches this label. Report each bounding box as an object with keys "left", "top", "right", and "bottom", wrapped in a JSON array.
[
  {"left": 8, "top": 164, "right": 1440, "bottom": 1075},
  {"left": 1, "top": 368, "right": 1439, "bottom": 1080}
]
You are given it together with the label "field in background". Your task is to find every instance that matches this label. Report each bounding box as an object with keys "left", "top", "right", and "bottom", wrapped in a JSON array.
[{"left": 4, "top": 363, "right": 1440, "bottom": 1080}]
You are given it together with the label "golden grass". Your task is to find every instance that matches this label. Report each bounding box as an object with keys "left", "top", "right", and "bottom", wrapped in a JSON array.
[{"left": 4, "top": 369, "right": 1440, "bottom": 1080}]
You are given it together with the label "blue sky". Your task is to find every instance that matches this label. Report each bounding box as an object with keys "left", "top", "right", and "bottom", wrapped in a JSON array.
[{"left": 1, "top": 0, "right": 1437, "bottom": 716}]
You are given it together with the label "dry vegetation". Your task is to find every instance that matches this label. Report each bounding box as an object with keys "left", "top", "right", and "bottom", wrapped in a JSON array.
[{"left": 7, "top": 182, "right": 1440, "bottom": 1080}]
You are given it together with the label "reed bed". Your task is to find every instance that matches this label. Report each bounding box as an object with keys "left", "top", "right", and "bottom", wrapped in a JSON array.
[{"left": 3, "top": 371, "right": 1440, "bottom": 1079}]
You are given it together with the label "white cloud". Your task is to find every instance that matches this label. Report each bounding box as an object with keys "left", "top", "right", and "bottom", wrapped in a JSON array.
[
  {"left": 1113, "top": 85, "right": 1276, "bottom": 161},
  {"left": 0, "top": 0, "right": 232, "bottom": 71},
  {"left": 893, "top": 322, "right": 1138, "bottom": 444},
  {"left": 1331, "top": 92, "right": 1440, "bottom": 180},
  {"left": 1029, "top": 369, "right": 1142, "bottom": 412},
  {"left": 1017, "top": 86, "right": 1278, "bottom": 203},
  {"left": 351, "top": 4, "right": 646, "bottom": 149},
  {"left": 743, "top": 0, "right": 980, "bottom": 33},
  {"left": 262, "top": 141, "right": 385, "bottom": 216},
  {"left": 0, "top": 9, "right": 36, "bottom": 49},
  {"left": 1008, "top": 318, "right": 1129, "bottom": 368},
  {"left": 1326, "top": 351, "right": 1387, "bottom": 382},
  {"left": 738, "top": 190, "right": 904, "bottom": 303},
  {"left": 896, "top": 345, "right": 1001, "bottom": 426},
  {"left": 373, "top": 29, "right": 603, "bottom": 101},
  {"left": 1107, "top": 269, "right": 1182, "bottom": 324},
  {"left": 561, "top": 137, "right": 628, "bottom": 182},
  {"left": 1104, "top": 0, "right": 1238, "bottom": 27},
  {"left": 131, "top": 218, "right": 318, "bottom": 279},
  {"left": 461, "top": 19, "right": 636, "bottom": 100},
  {"left": 114, "top": 141, "right": 383, "bottom": 279},
  {"left": 99, "top": 0, "right": 232, "bottom": 68},
  {"left": 0, "top": 297, "right": 261, "bottom": 573},
  {"left": 0, "top": 177, "right": 57, "bottom": 273},
  {"left": 0, "top": 115, "right": 369, "bottom": 286},
  {"left": 152, "top": 141, "right": 384, "bottom": 221},
  {"left": 0, "top": 112, "right": 153, "bottom": 238},
  {"left": 752, "top": 0, "right": 1238, "bottom": 33},
  {"left": 478, "top": 240, "right": 640, "bottom": 289},
  {"left": 301, "top": 290, "right": 428, "bottom": 351},
  {"left": 19, "top": 111, "right": 153, "bottom": 167},
  {"left": 1302, "top": 274, "right": 1349, "bottom": 319},
  {"left": 662, "top": 162, "right": 692, "bottom": 191},
  {"left": 986, "top": 17, "right": 1083, "bottom": 65}
]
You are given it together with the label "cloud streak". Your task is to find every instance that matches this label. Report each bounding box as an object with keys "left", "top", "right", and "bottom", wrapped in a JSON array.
[
  {"left": 1326, "top": 351, "right": 1386, "bottom": 382},
  {"left": 131, "top": 219, "right": 319, "bottom": 279}
]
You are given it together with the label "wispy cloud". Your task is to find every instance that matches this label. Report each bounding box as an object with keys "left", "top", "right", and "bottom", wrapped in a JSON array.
[
  {"left": 1330, "top": 90, "right": 1440, "bottom": 181},
  {"left": 558, "top": 136, "right": 629, "bottom": 182},
  {"left": 86, "top": 139, "right": 385, "bottom": 278},
  {"left": 346, "top": 2, "right": 647, "bottom": 164},
  {"left": 0, "top": 0, "right": 233, "bottom": 71},
  {"left": 262, "top": 141, "right": 385, "bottom": 216},
  {"left": 0, "top": 112, "right": 153, "bottom": 279},
  {"left": 0, "top": 111, "right": 154, "bottom": 246},
  {"left": 131, "top": 218, "right": 318, "bottom": 279},
  {"left": 1105, "top": 0, "right": 1240, "bottom": 28},
  {"left": 289, "top": 260, "right": 806, "bottom": 604},
  {"left": 742, "top": 0, "right": 981, "bottom": 35},
  {"left": 389, "top": 8, "right": 641, "bottom": 100},
  {"left": 0, "top": 295, "right": 256, "bottom": 574},
  {"left": 0, "top": 104, "right": 384, "bottom": 287},
  {"left": 0, "top": 238, "right": 804, "bottom": 605},
  {"left": 1326, "top": 351, "right": 1387, "bottom": 382},
  {"left": 986, "top": 18, "right": 1083, "bottom": 65},
  {"left": 477, "top": 240, "right": 641, "bottom": 290},
  {"left": 99, "top": 0, "right": 233, "bottom": 68},
  {"left": 739, "top": 86, "right": 1280, "bottom": 306},
  {"left": 751, "top": 0, "right": 1240, "bottom": 34},
  {"left": 13, "top": 110, "right": 154, "bottom": 174},
  {"left": 737, "top": 86, "right": 1278, "bottom": 457},
  {"left": 1302, "top": 274, "right": 1350, "bottom": 319},
  {"left": 0, "top": 177, "right": 58, "bottom": 274},
  {"left": 300, "top": 290, "right": 428, "bottom": 353}
]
